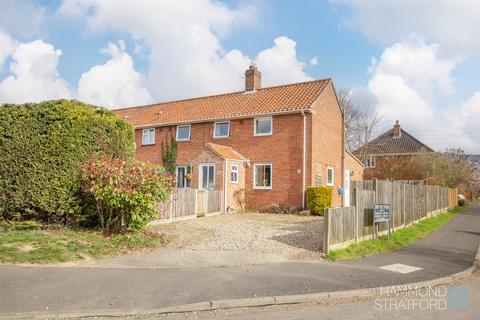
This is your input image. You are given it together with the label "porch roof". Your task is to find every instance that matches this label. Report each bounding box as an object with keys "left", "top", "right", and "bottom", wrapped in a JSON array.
[{"left": 205, "top": 143, "right": 247, "bottom": 161}]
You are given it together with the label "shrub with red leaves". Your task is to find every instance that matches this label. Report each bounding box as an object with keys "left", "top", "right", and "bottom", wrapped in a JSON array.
[{"left": 82, "top": 156, "right": 173, "bottom": 233}]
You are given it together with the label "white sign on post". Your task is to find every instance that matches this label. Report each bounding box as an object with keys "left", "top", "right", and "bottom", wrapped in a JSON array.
[{"left": 373, "top": 204, "right": 391, "bottom": 239}]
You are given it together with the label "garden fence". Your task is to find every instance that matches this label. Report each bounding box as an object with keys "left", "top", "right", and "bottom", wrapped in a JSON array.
[
  {"left": 152, "top": 188, "right": 224, "bottom": 224},
  {"left": 323, "top": 180, "right": 458, "bottom": 253}
]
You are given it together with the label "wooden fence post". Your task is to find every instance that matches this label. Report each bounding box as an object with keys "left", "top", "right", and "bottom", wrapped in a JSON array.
[
  {"left": 323, "top": 209, "right": 330, "bottom": 254},
  {"left": 354, "top": 187, "right": 359, "bottom": 244},
  {"left": 194, "top": 189, "right": 198, "bottom": 217}
]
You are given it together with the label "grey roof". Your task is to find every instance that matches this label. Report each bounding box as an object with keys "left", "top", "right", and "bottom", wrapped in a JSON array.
[{"left": 354, "top": 128, "right": 433, "bottom": 157}]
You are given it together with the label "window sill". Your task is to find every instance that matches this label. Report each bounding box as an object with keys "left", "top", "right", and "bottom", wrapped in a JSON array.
[
  {"left": 254, "top": 133, "right": 272, "bottom": 137},
  {"left": 253, "top": 186, "right": 272, "bottom": 190},
  {"left": 141, "top": 143, "right": 155, "bottom": 146},
  {"left": 213, "top": 136, "right": 229, "bottom": 139},
  {"left": 176, "top": 139, "right": 191, "bottom": 142}
]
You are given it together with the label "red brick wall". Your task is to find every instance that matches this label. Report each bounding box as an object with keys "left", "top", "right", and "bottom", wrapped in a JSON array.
[
  {"left": 310, "top": 82, "right": 345, "bottom": 207},
  {"left": 133, "top": 113, "right": 305, "bottom": 209},
  {"left": 345, "top": 152, "right": 364, "bottom": 181}
]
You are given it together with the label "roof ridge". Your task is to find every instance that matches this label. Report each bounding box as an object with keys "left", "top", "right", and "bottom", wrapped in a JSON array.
[
  {"left": 399, "top": 128, "right": 434, "bottom": 151},
  {"left": 114, "top": 78, "right": 331, "bottom": 111}
]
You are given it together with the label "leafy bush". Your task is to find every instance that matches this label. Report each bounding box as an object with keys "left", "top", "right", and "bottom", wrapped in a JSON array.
[
  {"left": 82, "top": 156, "right": 174, "bottom": 233},
  {"left": 0, "top": 100, "right": 134, "bottom": 225},
  {"left": 0, "top": 220, "right": 44, "bottom": 232},
  {"left": 306, "top": 186, "right": 333, "bottom": 216}
]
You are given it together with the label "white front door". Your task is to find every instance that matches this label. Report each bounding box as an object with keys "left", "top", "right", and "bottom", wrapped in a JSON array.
[
  {"left": 344, "top": 169, "right": 350, "bottom": 207},
  {"left": 199, "top": 163, "right": 215, "bottom": 190}
]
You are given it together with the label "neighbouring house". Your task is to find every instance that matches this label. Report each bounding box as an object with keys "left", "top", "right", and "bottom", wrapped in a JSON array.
[
  {"left": 343, "top": 150, "right": 364, "bottom": 208},
  {"left": 353, "top": 121, "right": 433, "bottom": 180},
  {"left": 114, "top": 65, "right": 345, "bottom": 211},
  {"left": 345, "top": 150, "right": 364, "bottom": 181}
]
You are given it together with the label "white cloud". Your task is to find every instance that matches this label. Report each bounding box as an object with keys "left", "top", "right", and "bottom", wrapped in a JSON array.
[
  {"left": 331, "top": 0, "right": 480, "bottom": 54},
  {"left": 351, "top": 39, "right": 480, "bottom": 153},
  {"left": 0, "top": 39, "right": 71, "bottom": 104},
  {"left": 255, "top": 37, "right": 312, "bottom": 86},
  {"left": 369, "top": 37, "right": 457, "bottom": 101},
  {"left": 0, "top": 0, "right": 46, "bottom": 38},
  {"left": 78, "top": 40, "right": 152, "bottom": 108},
  {"left": 310, "top": 56, "right": 318, "bottom": 66},
  {"left": 58, "top": 0, "right": 312, "bottom": 101},
  {"left": 0, "top": 29, "right": 17, "bottom": 69}
]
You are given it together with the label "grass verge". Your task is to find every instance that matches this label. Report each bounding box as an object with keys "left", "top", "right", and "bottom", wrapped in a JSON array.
[
  {"left": 0, "top": 222, "right": 165, "bottom": 264},
  {"left": 326, "top": 206, "right": 465, "bottom": 261}
]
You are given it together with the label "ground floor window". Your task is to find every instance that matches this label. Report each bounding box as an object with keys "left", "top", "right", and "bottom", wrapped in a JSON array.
[
  {"left": 231, "top": 164, "right": 238, "bottom": 184},
  {"left": 327, "top": 166, "right": 334, "bottom": 186},
  {"left": 253, "top": 163, "right": 272, "bottom": 189},
  {"left": 176, "top": 166, "right": 191, "bottom": 188},
  {"left": 200, "top": 163, "right": 215, "bottom": 190}
]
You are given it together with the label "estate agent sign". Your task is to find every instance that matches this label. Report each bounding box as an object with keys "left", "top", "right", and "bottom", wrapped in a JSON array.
[{"left": 373, "top": 204, "right": 391, "bottom": 239}]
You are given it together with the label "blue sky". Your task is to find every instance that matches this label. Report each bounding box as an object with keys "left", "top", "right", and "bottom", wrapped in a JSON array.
[{"left": 0, "top": 0, "right": 479, "bottom": 152}]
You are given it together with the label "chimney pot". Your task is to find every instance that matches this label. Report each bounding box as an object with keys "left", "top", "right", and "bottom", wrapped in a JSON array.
[
  {"left": 393, "top": 120, "right": 401, "bottom": 137},
  {"left": 245, "top": 63, "right": 261, "bottom": 91}
]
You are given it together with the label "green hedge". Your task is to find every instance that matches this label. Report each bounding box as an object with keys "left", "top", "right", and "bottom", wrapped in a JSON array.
[
  {"left": 0, "top": 100, "right": 135, "bottom": 225},
  {"left": 306, "top": 186, "right": 333, "bottom": 215}
]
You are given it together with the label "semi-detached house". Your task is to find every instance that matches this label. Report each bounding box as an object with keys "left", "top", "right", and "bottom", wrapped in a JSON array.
[{"left": 114, "top": 65, "right": 346, "bottom": 211}]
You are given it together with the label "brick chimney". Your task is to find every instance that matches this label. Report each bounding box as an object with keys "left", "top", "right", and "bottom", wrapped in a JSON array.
[
  {"left": 245, "top": 63, "right": 261, "bottom": 92},
  {"left": 393, "top": 120, "right": 401, "bottom": 138}
]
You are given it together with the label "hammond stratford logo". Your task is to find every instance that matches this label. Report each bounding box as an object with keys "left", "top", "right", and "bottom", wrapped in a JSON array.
[{"left": 373, "top": 285, "right": 470, "bottom": 311}]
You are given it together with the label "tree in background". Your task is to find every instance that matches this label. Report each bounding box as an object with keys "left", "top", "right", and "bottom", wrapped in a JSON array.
[
  {"left": 337, "top": 89, "right": 382, "bottom": 159},
  {"left": 413, "top": 148, "right": 476, "bottom": 188}
]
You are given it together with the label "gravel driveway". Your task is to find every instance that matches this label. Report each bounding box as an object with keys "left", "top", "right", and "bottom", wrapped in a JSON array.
[{"left": 98, "top": 213, "right": 324, "bottom": 268}]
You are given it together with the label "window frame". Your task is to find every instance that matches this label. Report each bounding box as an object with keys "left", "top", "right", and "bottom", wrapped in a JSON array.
[
  {"left": 327, "top": 166, "right": 334, "bottom": 186},
  {"left": 141, "top": 128, "right": 155, "bottom": 145},
  {"left": 176, "top": 124, "right": 191, "bottom": 141},
  {"left": 230, "top": 164, "right": 238, "bottom": 184},
  {"left": 199, "top": 163, "right": 215, "bottom": 190},
  {"left": 365, "top": 156, "right": 376, "bottom": 168},
  {"left": 175, "top": 165, "right": 191, "bottom": 189},
  {"left": 253, "top": 116, "right": 273, "bottom": 136},
  {"left": 213, "top": 121, "right": 230, "bottom": 139},
  {"left": 253, "top": 163, "right": 272, "bottom": 190}
]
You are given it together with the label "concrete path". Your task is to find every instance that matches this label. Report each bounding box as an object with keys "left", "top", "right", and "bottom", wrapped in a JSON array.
[{"left": 1, "top": 204, "right": 479, "bottom": 317}]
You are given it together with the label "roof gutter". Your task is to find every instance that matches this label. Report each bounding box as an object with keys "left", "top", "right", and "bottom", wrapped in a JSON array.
[{"left": 129, "top": 109, "right": 312, "bottom": 129}]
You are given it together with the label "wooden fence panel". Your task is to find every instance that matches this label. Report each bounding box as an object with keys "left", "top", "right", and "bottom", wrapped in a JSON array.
[
  {"left": 207, "top": 189, "right": 223, "bottom": 213},
  {"left": 324, "top": 180, "right": 458, "bottom": 253}
]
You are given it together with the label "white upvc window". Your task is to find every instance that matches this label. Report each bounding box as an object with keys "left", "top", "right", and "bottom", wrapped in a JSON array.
[
  {"left": 327, "top": 166, "right": 334, "bottom": 186},
  {"left": 365, "top": 156, "right": 376, "bottom": 168},
  {"left": 200, "top": 163, "right": 215, "bottom": 190},
  {"left": 176, "top": 165, "right": 191, "bottom": 188},
  {"left": 230, "top": 164, "right": 238, "bottom": 184},
  {"left": 254, "top": 117, "right": 272, "bottom": 136},
  {"left": 176, "top": 124, "right": 191, "bottom": 141},
  {"left": 253, "top": 163, "right": 272, "bottom": 189},
  {"left": 214, "top": 121, "right": 230, "bottom": 139},
  {"left": 142, "top": 128, "right": 155, "bottom": 145}
]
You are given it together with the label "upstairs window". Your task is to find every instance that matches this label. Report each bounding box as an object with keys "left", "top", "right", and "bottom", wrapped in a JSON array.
[
  {"left": 327, "top": 166, "right": 334, "bottom": 186},
  {"left": 176, "top": 124, "right": 191, "bottom": 141},
  {"left": 253, "top": 163, "right": 272, "bottom": 189},
  {"left": 214, "top": 121, "right": 230, "bottom": 138},
  {"left": 365, "top": 156, "right": 376, "bottom": 168},
  {"left": 254, "top": 117, "right": 272, "bottom": 136},
  {"left": 142, "top": 128, "right": 155, "bottom": 145},
  {"left": 231, "top": 164, "right": 238, "bottom": 184}
]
